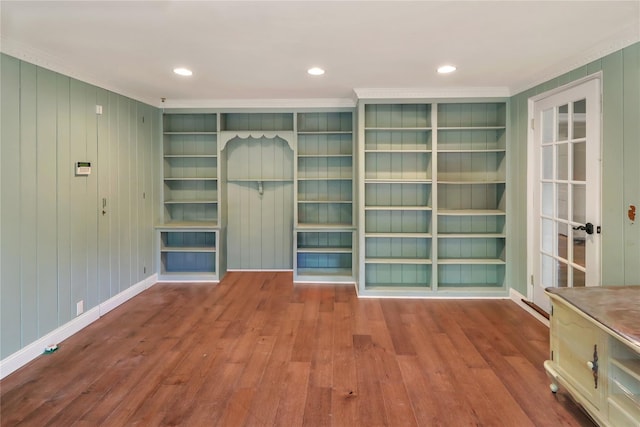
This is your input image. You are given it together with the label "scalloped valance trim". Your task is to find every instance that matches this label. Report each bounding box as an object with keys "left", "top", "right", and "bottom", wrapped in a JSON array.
[{"left": 219, "top": 131, "right": 295, "bottom": 151}]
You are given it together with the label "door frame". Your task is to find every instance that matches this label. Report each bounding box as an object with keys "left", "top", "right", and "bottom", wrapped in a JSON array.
[{"left": 526, "top": 72, "right": 603, "bottom": 304}]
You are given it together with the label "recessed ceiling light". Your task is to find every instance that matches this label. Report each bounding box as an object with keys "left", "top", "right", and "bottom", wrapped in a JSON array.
[
  {"left": 437, "top": 65, "right": 457, "bottom": 74},
  {"left": 173, "top": 67, "right": 193, "bottom": 76},
  {"left": 307, "top": 67, "right": 325, "bottom": 76}
]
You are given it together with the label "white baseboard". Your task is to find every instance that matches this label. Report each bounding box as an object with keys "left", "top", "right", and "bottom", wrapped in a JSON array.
[
  {"left": 99, "top": 274, "right": 157, "bottom": 316},
  {"left": 509, "top": 288, "right": 550, "bottom": 327},
  {"left": 0, "top": 274, "right": 157, "bottom": 380}
]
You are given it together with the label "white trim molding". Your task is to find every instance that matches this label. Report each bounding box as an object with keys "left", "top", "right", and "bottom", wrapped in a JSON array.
[
  {"left": 353, "top": 87, "right": 511, "bottom": 100},
  {"left": 160, "top": 98, "right": 357, "bottom": 110},
  {"left": 0, "top": 274, "right": 157, "bottom": 380},
  {"left": 509, "top": 288, "right": 550, "bottom": 327}
]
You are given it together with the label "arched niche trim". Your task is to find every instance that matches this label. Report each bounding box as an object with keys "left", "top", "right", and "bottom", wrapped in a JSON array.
[{"left": 219, "top": 131, "right": 295, "bottom": 152}]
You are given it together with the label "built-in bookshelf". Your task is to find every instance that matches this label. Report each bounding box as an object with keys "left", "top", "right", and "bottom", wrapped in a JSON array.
[
  {"left": 295, "top": 112, "right": 355, "bottom": 282},
  {"left": 436, "top": 103, "right": 507, "bottom": 291},
  {"left": 359, "top": 101, "right": 507, "bottom": 295},
  {"left": 158, "top": 113, "right": 222, "bottom": 281},
  {"left": 362, "top": 104, "right": 434, "bottom": 290}
]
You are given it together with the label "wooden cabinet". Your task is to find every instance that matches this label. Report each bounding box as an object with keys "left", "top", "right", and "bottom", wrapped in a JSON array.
[
  {"left": 545, "top": 287, "right": 640, "bottom": 426},
  {"left": 358, "top": 101, "right": 507, "bottom": 295}
]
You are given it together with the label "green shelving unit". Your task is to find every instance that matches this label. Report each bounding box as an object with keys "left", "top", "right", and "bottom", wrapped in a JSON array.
[
  {"left": 157, "top": 112, "right": 223, "bottom": 281},
  {"left": 294, "top": 112, "right": 355, "bottom": 283},
  {"left": 359, "top": 101, "right": 507, "bottom": 295}
]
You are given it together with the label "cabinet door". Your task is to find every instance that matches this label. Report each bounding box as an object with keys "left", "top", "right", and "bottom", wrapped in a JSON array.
[{"left": 552, "top": 302, "right": 604, "bottom": 408}]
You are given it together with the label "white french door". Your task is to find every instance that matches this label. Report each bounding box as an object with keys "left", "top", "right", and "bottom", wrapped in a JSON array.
[{"left": 528, "top": 76, "right": 602, "bottom": 313}]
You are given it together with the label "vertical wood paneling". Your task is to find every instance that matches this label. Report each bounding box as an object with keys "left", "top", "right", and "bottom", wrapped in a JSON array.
[
  {"left": 233, "top": 183, "right": 248, "bottom": 268},
  {"left": 69, "top": 80, "right": 88, "bottom": 315},
  {"left": 1, "top": 54, "right": 159, "bottom": 362},
  {"left": 226, "top": 136, "right": 293, "bottom": 270},
  {"left": 509, "top": 43, "right": 640, "bottom": 291},
  {"left": 261, "top": 184, "right": 278, "bottom": 268},
  {"left": 20, "top": 62, "right": 39, "bottom": 344},
  {"left": 623, "top": 43, "right": 640, "bottom": 282},
  {"left": 36, "top": 67, "right": 59, "bottom": 335},
  {"left": 601, "top": 51, "right": 625, "bottom": 284},
  {"left": 129, "top": 103, "right": 139, "bottom": 283},
  {"left": 108, "top": 92, "right": 121, "bottom": 298},
  {"left": 141, "top": 104, "right": 154, "bottom": 279},
  {"left": 85, "top": 84, "right": 99, "bottom": 309},
  {"left": 56, "top": 74, "right": 72, "bottom": 325},
  {"left": 1, "top": 55, "right": 22, "bottom": 357},
  {"left": 248, "top": 183, "right": 263, "bottom": 267},
  {"left": 118, "top": 96, "right": 131, "bottom": 291},
  {"left": 97, "top": 88, "right": 111, "bottom": 302}
]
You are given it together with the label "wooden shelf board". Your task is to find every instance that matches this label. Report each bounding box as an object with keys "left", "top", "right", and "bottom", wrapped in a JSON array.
[
  {"left": 438, "top": 126, "right": 505, "bottom": 131},
  {"left": 611, "top": 357, "right": 640, "bottom": 382},
  {"left": 294, "top": 223, "right": 356, "bottom": 233},
  {"left": 298, "top": 177, "right": 353, "bottom": 181},
  {"left": 156, "top": 221, "right": 219, "bottom": 230},
  {"left": 164, "top": 131, "right": 217, "bottom": 135},
  {"left": 296, "top": 223, "right": 355, "bottom": 230},
  {"left": 298, "top": 154, "right": 352, "bottom": 158},
  {"left": 438, "top": 209, "right": 505, "bottom": 216},
  {"left": 365, "top": 149, "right": 432, "bottom": 153},
  {"left": 365, "top": 206, "right": 431, "bottom": 211},
  {"left": 364, "top": 179, "right": 432, "bottom": 184},
  {"left": 161, "top": 246, "right": 216, "bottom": 253},
  {"left": 297, "top": 247, "right": 352, "bottom": 254},
  {"left": 164, "top": 200, "right": 218, "bottom": 204},
  {"left": 438, "top": 233, "right": 506, "bottom": 238},
  {"left": 365, "top": 258, "right": 432, "bottom": 265},
  {"left": 365, "top": 233, "right": 432, "bottom": 238},
  {"left": 164, "top": 154, "right": 217, "bottom": 158},
  {"left": 437, "top": 180, "right": 506, "bottom": 185},
  {"left": 438, "top": 258, "right": 506, "bottom": 265},
  {"left": 437, "top": 149, "right": 505, "bottom": 153},
  {"left": 365, "top": 127, "right": 432, "bottom": 131},
  {"left": 227, "top": 178, "right": 293, "bottom": 182},
  {"left": 298, "top": 200, "right": 352, "bottom": 204},
  {"left": 297, "top": 131, "right": 352, "bottom": 135},
  {"left": 296, "top": 268, "right": 353, "bottom": 276},
  {"left": 164, "top": 177, "right": 217, "bottom": 181}
]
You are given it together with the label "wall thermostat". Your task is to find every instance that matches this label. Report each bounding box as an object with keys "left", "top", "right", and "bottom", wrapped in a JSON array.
[{"left": 75, "top": 161, "right": 91, "bottom": 176}]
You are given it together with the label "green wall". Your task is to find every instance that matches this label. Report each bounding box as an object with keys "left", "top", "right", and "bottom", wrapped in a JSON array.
[
  {"left": 508, "top": 42, "right": 640, "bottom": 295},
  {"left": 0, "top": 54, "right": 161, "bottom": 359}
]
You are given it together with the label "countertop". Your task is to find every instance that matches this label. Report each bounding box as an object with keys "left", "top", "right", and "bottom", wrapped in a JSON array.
[{"left": 546, "top": 286, "right": 640, "bottom": 350}]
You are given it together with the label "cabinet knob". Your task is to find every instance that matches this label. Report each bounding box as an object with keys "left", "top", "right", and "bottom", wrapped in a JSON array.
[{"left": 587, "top": 361, "right": 594, "bottom": 369}]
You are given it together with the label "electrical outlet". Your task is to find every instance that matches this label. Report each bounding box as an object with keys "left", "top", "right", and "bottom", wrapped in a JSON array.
[{"left": 76, "top": 300, "right": 84, "bottom": 316}]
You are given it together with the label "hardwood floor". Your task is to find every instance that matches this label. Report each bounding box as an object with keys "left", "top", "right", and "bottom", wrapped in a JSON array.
[{"left": 1, "top": 272, "right": 595, "bottom": 426}]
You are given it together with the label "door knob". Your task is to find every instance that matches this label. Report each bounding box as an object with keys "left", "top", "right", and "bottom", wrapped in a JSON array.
[{"left": 573, "top": 222, "right": 594, "bottom": 235}]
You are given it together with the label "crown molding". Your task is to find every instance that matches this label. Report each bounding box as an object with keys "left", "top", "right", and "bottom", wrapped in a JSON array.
[
  {"left": 0, "top": 36, "right": 159, "bottom": 107},
  {"left": 353, "top": 87, "right": 511, "bottom": 101},
  {"left": 510, "top": 31, "right": 640, "bottom": 96},
  {"left": 160, "top": 97, "right": 356, "bottom": 110}
]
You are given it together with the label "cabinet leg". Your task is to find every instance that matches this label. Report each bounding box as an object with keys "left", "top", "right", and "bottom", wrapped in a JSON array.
[{"left": 543, "top": 360, "right": 559, "bottom": 393}]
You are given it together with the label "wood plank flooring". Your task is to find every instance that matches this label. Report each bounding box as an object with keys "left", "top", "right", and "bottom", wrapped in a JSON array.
[{"left": 1, "top": 272, "right": 595, "bottom": 426}]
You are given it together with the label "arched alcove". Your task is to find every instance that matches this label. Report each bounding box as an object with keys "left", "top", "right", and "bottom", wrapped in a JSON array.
[{"left": 222, "top": 134, "right": 294, "bottom": 270}]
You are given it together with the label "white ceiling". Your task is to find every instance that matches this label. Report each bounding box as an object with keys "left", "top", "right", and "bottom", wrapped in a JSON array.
[{"left": 1, "top": 1, "right": 639, "bottom": 108}]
